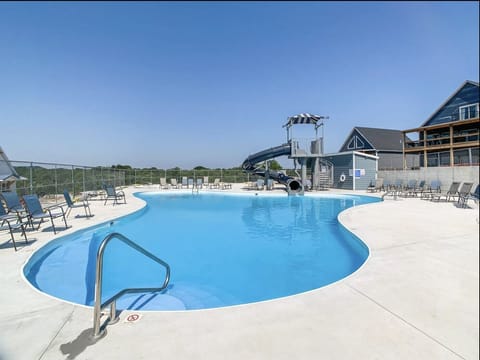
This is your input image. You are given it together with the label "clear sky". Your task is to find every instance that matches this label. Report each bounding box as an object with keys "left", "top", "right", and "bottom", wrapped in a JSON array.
[{"left": 0, "top": 1, "right": 478, "bottom": 169}]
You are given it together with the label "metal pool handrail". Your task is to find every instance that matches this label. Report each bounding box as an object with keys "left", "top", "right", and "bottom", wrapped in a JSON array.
[{"left": 93, "top": 232, "right": 171, "bottom": 338}]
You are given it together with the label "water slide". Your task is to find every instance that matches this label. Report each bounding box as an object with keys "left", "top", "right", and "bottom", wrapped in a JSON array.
[{"left": 242, "top": 143, "right": 303, "bottom": 194}]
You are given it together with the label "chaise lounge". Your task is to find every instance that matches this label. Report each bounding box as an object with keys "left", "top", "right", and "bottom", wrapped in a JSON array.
[
  {"left": 63, "top": 190, "right": 93, "bottom": 218},
  {"left": 22, "top": 194, "right": 69, "bottom": 234},
  {"left": 103, "top": 184, "right": 126, "bottom": 205},
  {"left": 0, "top": 204, "right": 28, "bottom": 251}
]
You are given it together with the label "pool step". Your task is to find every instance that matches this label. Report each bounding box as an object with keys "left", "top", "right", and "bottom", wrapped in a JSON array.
[
  {"left": 165, "top": 282, "right": 239, "bottom": 310},
  {"left": 116, "top": 292, "right": 186, "bottom": 311},
  {"left": 114, "top": 282, "right": 240, "bottom": 311}
]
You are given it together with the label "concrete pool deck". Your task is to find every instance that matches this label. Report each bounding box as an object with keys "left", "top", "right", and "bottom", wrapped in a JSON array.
[{"left": 0, "top": 184, "right": 478, "bottom": 360}]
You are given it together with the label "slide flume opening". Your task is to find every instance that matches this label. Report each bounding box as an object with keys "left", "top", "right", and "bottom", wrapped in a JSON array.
[
  {"left": 242, "top": 143, "right": 304, "bottom": 195},
  {"left": 287, "top": 179, "right": 302, "bottom": 193}
]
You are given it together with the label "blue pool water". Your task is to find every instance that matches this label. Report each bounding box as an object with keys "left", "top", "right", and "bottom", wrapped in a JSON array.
[{"left": 24, "top": 193, "right": 380, "bottom": 311}]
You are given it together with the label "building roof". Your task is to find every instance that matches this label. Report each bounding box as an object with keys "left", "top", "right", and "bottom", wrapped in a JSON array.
[
  {"left": 0, "top": 146, "right": 23, "bottom": 182},
  {"left": 420, "top": 80, "right": 479, "bottom": 127},
  {"left": 340, "top": 127, "right": 406, "bottom": 152}
]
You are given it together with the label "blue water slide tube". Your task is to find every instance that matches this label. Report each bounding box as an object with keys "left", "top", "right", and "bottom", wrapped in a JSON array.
[{"left": 241, "top": 143, "right": 303, "bottom": 194}]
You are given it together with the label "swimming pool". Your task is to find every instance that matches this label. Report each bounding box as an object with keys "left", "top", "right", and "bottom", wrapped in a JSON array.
[{"left": 24, "top": 192, "right": 380, "bottom": 311}]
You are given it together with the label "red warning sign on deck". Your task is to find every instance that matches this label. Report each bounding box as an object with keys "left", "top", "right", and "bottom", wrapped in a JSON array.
[{"left": 124, "top": 314, "right": 142, "bottom": 323}]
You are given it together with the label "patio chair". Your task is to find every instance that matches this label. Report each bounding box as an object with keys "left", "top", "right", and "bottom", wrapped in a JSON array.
[
  {"left": 421, "top": 180, "right": 442, "bottom": 199},
  {"left": 196, "top": 178, "right": 203, "bottom": 189},
  {"left": 256, "top": 179, "right": 265, "bottom": 190},
  {"left": 203, "top": 176, "right": 209, "bottom": 188},
  {"left": 458, "top": 184, "right": 480, "bottom": 208},
  {"left": 22, "top": 194, "right": 69, "bottom": 234},
  {"left": 221, "top": 181, "right": 232, "bottom": 190},
  {"left": 0, "top": 191, "right": 27, "bottom": 216},
  {"left": 63, "top": 190, "right": 92, "bottom": 218},
  {"left": 303, "top": 179, "right": 311, "bottom": 191},
  {"left": 170, "top": 178, "right": 179, "bottom": 189},
  {"left": 366, "top": 180, "right": 375, "bottom": 192},
  {"left": 383, "top": 179, "right": 392, "bottom": 191},
  {"left": 392, "top": 179, "right": 404, "bottom": 191},
  {"left": 266, "top": 178, "right": 274, "bottom": 190},
  {"left": 431, "top": 181, "right": 461, "bottom": 202},
  {"left": 160, "top": 178, "right": 169, "bottom": 189},
  {"left": 400, "top": 179, "right": 420, "bottom": 197},
  {"left": 399, "top": 179, "right": 417, "bottom": 197},
  {"left": 103, "top": 184, "right": 126, "bottom": 205},
  {"left": 405, "top": 179, "right": 417, "bottom": 190},
  {"left": 455, "top": 182, "right": 474, "bottom": 205},
  {"left": 181, "top": 177, "right": 189, "bottom": 189},
  {"left": 0, "top": 204, "right": 28, "bottom": 251},
  {"left": 187, "top": 178, "right": 194, "bottom": 188},
  {"left": 367, "top": 178, "right": 384, "bottom": 193},
  {"left": 412, "top": 180, "right": 426, "bottom": 197},
  {"left": 210, "top": 178, "right": 220, "bottom": 189}
]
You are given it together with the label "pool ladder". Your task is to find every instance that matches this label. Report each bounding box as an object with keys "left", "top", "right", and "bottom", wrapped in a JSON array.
[{"left": 92, "top": 232, "right": 170, "bottom": 339}]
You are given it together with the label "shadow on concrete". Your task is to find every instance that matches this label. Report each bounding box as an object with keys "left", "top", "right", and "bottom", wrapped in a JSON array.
[{"left": 59, "top": 328, "right": 104, "bottom": 360}]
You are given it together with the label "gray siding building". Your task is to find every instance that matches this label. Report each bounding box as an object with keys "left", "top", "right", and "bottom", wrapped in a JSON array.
[
  {"left": 339, "top": 127, "right": 418, "bottom": 170},
  {"left": 323, "top": 151, "right": 378, "bottom": 190}
]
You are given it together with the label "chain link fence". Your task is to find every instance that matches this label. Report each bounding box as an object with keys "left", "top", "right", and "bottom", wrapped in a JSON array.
[{"left": 1, "top": 159, "right": 305, "bottom": 199}]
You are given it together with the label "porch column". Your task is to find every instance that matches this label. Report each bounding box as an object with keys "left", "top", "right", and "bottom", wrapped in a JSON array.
[{"left": 450, "top": 125, "right": 454, "bottom": 166}]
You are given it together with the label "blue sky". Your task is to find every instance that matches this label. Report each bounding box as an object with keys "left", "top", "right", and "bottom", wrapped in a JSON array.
[{"left": 0, "top": 1, "right": 478, "bottom": 169}]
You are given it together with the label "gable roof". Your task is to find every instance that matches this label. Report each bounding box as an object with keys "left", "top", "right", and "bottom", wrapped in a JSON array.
[
  {"left": 421, "top": 80, "right": 479, "bottom": 127},
  {"left": 340, "top": 127, "right": 406, "bottom": 152},
  {"left": 0, "top": 146, "right": 23, "bottom": 182}
]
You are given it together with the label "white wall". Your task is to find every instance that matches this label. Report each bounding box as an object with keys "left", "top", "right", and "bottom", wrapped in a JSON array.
[{"left": 378, "top": 166, "right": 479, "bottom": 191}]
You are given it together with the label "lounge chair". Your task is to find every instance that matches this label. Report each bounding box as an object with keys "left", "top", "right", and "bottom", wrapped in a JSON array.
[
  {"left": 210, "top": 178, "right": 220, "bottom": 189},
  {"left": 203, "top": 176, "right": 209, "bottom": 188},
  {"left": 63, "top": 190, "right": 92, "bottom": 218},
  {"left": 170, "top": 178, "right": 179, "bottom": 189},
  {"left": 455, "top": 182, "right": 474, "bottom": 205},
  {"left": 103, "top": 184, "right": 126, "bottom": 205},
  {"left": 256, "top": 179, "right": 265, "bottom": 190},
  {"left": 187, "top": 178, "right": 194, "bottom": 188},
  {"left": 196, "top": 178, "right": 203, "bottom": 189},
  {"left": 458, "top": 184, "right": 480, "bottom": 208},
  {"left": 160, "top": 178, "right": 169, "bottom": 189},
  {"left": 266, "top": 179, "right": 274, "bottom": 190},
  {"left": 368, "top": 178, "right": 384, "bottom": 193},
  {"left": 383, "top": 179, "right": 392, "bottom": 191},
  {"left": 22, "top": 194, "right": 69, "bottom": 234},
  {"left": 366, "top": 180, "right": 375, "bottom": 192},
  {"left": 412, "top": 180, "right": 426, "bottom": 197},
  {"left": 405, "top": 179, "right": 417, "bottom": 190},
  {"left": 421, "top": 180, "right": 442, "bottom": 199},
  {"left": 400, "top": 179, "right": 419, "bottom": 197},
  {"left": 222, "top": 181, "right": 232, "bottom": 190},
  {"left": 181, "top": 177, "right": 188, "bottom": 189},
  {"left": 431, "top": 181, "right": 461, "bottom": 202},
  {"left": 392, "top": 179, "right": 404, "bottom": 192},
  {"left": 0, "top": 204, "right": 28, "bottom": 251},
  {"left": 0, "top": 191, "right": 27, "bottom": 216}
]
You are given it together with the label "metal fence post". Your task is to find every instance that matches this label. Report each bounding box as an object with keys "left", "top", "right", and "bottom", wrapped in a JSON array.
[
  {"left": 71, "top": 165, "right": 75, "bottom": 196},
  {"left": 54, "top": 165, "right": 58, "bottom": 201},
  {"left": 29, "top": 162, "right": 33, "bottom": 194},
  {"left": 83, "top": 167, "right": 86, "bottom": 194}
]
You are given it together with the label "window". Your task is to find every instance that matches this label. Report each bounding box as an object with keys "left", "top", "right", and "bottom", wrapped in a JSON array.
[
  {"left": 347, "top": 138, "right": 355, "bottom": 150},
  {"left": 459, "top": 103, "right": 479, "bottom": 120},
  {"left": 453, "top": 149, "right": 470, "bottom": 165},
  {"left": 427, "top": 153, "right": 439, "bottom": 167},
  {"left": 439, "top": 151, "right": 450, "bottom": 166},
  {"left": 355, "top": 137, "right": 364, "bottom": 149},
  {"left": 347, "top": 136, "right": 365, "bottom": 150}
]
